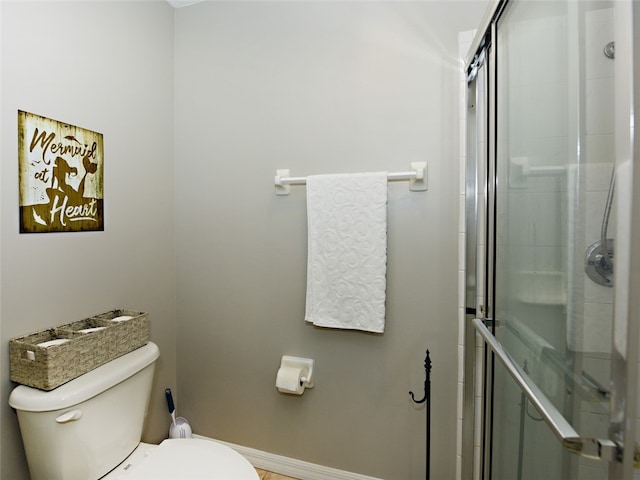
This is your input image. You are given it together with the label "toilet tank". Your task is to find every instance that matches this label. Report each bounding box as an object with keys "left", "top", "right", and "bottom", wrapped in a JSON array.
[{"left": 9, "top": 341, "right": 160, "bottom": 480}]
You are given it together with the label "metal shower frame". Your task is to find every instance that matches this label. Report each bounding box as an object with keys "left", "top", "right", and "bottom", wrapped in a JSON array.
[{"left": 461, "top": 1, "right": 640, "bottom": 479}]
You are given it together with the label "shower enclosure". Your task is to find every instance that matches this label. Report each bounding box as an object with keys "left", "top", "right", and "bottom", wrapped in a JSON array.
[{"left": 463, "top": 1, "right": 640, "bottom": 479}]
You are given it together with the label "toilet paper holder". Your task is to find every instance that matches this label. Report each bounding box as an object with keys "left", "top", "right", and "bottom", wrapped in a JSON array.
[{"left": 278, "top": 355, "right": 314, "bottom": 388}]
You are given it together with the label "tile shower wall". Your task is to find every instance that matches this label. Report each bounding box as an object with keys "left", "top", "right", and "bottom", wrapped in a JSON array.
[
  {"left": 457, "top": 29, "right": 485, "bottom": 480},
  {"left": 456, "top": 31, "right": 468, "bottom": 480},
  {"left": 573, "top": 7, "right": 616, "bottom": 480}
]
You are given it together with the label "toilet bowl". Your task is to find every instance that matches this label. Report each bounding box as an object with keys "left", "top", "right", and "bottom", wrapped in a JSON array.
[
  {"left": 102, "top": 439, "right": 258, "bottom": 479},
  {"left": 9, "top": 342, "right": 259, "bottom": 480}
]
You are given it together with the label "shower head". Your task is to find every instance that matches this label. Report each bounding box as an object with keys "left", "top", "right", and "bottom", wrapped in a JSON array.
[{"left": 604, "top": 41, "right": 615, "bottom": 59}]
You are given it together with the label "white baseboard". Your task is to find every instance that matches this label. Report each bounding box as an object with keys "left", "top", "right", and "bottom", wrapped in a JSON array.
[{"left": 193, "top": 434, "right": 383, "bottom": 480}]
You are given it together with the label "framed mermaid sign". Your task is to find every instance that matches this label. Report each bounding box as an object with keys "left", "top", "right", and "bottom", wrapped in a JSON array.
[{"left": 18, "top": 111, "right": 104, "bottom": 233}]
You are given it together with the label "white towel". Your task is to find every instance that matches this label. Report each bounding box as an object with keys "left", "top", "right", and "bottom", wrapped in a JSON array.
[{"left": 305, "top": 172, "right": 388, "bottom": 333}]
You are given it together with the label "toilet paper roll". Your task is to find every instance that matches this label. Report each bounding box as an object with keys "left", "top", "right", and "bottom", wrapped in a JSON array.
[
  {"left": 37, "top": 339, "right": 70, "bottom": 348},
  {"left": 276, "top": 367, "right": 305, "bottom": 395},
  {"left": 78, "top": 327, "right": 107, "bottom": 334}
]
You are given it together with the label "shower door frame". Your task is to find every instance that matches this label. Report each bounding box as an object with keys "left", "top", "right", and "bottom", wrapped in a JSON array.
[
  {"left": 609, "top": 1, "right": 640, "bottom": 478},
  {"left": 463, "top": 18, "right": 498, "bottom": 480},
  {"left": 462, "top": 1, "right": 640, "bottom": 479}
]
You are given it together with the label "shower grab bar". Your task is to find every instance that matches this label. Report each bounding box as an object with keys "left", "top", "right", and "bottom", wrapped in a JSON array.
[
  {"left": 472, "top": 318, "right": 623, "bottom": 464},
  {"left": 503, "top": 319, "right": 610, "bottom": 402},
  {"left": 274, "top": 162, "right": 427, "bottom": 195}
]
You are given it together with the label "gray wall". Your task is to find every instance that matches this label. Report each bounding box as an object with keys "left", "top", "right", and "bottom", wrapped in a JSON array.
[
  {"left": 1, "top": 2, "right": 176, "bottom": 478},
  {"left": 174, "top": 3, "right": 485, "bottom": 479},
  {"left": 0, "top": 1, "right": 488, "bottom": 479}
]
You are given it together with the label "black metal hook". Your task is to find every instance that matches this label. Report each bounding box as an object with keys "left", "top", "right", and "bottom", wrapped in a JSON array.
[
  {"left": 409, "top": 349, "right": 431, "bottom": 404},
  {"left": 409, "top": 349, "right": 432, "bottom": 480}
]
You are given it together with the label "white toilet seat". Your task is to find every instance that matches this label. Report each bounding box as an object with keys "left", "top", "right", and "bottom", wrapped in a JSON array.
[{"left": 105, "top": 439, "right": 259, "bottom": 479}]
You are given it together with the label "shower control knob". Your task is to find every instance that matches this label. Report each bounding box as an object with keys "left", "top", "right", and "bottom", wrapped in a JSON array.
[{"left": 585, "top": 239, "right": 614, "bottom": 287}]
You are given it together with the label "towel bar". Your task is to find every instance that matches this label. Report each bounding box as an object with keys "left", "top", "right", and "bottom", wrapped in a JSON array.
[{"left": 274, "top": 162, "right": 427, "bottom": 195}]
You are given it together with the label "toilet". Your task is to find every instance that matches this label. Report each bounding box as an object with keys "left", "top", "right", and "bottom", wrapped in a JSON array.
[{"left": 8, "top": 342, "right": 259, "bottom": 480}]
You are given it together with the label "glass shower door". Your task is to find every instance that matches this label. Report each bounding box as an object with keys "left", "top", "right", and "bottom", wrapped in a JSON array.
[{"left": 479, "top": 1, "right": 620, "bottom": 479}]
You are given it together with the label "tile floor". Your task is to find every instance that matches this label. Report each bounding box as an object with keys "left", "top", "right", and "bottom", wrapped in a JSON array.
[{"left": 255, "top": 468, "right": 299, "bottom": 480}]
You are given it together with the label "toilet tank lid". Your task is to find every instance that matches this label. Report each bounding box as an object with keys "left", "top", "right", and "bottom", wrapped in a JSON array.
[{"left": 9, "top": 342, "right": 159, "bottom": 412}]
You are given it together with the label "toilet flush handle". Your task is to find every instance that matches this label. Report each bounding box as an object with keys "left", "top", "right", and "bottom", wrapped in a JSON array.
[{"left": 55, "top": 409, "right": 83, "bottom": 424}]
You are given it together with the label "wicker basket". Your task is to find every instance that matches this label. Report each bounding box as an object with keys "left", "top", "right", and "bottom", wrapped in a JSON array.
[
  {"left": 9, "top": 310, "right": 149, "bottom": 391},
  {"left": 88, "top": 309, "right": 149, "bottom": 358}
]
